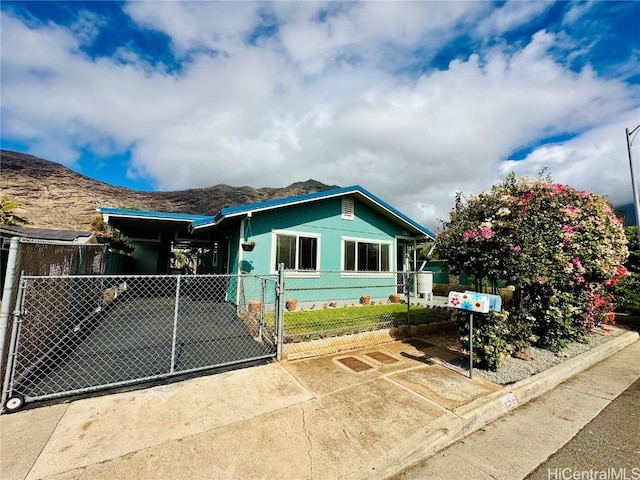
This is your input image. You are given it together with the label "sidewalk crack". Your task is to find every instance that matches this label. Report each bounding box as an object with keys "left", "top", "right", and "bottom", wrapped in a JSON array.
[
  {"left": 24, "top": 403, "right": 70, "bottom": 480},
  {"left": 301, "top": 404, "right": 314, "bottom": 478},
  {"left": 192, "top": 385, "right": 207, "bottom": 432},
  {"left": 558, "top": 384, "right": 614, "bottom": 402},
  {"left": 75, "top": 467, "right": 89, "bottom": 480},
  {"left": 340, "top": 425, "right": 351, "bottom": 444}
]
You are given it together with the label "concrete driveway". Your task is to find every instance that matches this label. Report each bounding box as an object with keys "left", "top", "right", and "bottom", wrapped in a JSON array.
[{"left": 10, "top": 296, "right": 275, "bottom": 402}]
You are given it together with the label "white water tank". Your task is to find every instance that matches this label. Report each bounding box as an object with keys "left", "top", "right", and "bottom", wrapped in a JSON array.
[{"left": 417, "top": 271, "right": 433, "bottom": 298}]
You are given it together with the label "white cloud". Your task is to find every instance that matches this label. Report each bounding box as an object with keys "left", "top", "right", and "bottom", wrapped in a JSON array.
[
  {"left": 124, "top": 2, "right": 483, "bottom": 74},
  {"left": 476, "top": 1, "right": 553, "bottom": 37},
  {"left": 70, "top": 10, "right": 104, "bottom": 45},
  {"left": 275, "top": 1, "right": 482, "bottom": 65},
  {"left": 124, "top": 2, "right": 261, "bottom": 55},
  {"left": 562, "top": 1, "right": 596, "bottom": 25},
  {"left": 1, "top": 3, "right": 638, "bottom": 233},
  {"left": 0, "top": 13, "right": 78, "bottom": 71},
  {"left": 500, "top": 111, "right": 640, "bottom": 207}
]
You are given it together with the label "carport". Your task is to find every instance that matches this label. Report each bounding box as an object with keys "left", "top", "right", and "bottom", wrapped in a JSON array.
[
  {"left": 97, "top": 208, "right": 228, "bottom": 275},
  {"left": 4, "top": 273, "right": 278, "bottom": 407}
]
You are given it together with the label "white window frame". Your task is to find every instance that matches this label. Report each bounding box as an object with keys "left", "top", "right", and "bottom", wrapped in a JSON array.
[
  {"left": 271, "top": 229, "right": 321, "bottom": 277},
  {"left": 340, "top": 236, "right": 393, "bottom": 278}
]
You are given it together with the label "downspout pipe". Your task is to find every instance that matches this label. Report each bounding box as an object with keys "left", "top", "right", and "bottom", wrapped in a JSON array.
[{"left": 0, "top": 237, "right": 20, "bottom": 374}]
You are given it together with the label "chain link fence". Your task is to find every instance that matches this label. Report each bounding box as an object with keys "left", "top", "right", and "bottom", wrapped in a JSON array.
[
  {"left": 1, "top": 251, "right": 456, "bottom": 408},
  {"left": 3, "top": 274, "right": 277, "bottom": 405},
  {"left": 280, "top": 270, "right": 451, "bottom": 359},
  {"left": 0, "top": 239, "right": 108, "bottom": 403}
]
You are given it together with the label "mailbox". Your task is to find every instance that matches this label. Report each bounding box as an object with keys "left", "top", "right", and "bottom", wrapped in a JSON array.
[
  {"left": 447, "top": 291, "right": 502, "bottom": 313},
  {"left": 447, "top": 291, "right": 489, "bottom": 313},
  {"left": 465, "top": 291, "right": 502, "bottom": 312},
  {"left": 447, "top": 290, "right": 502, "bottom": 379}
]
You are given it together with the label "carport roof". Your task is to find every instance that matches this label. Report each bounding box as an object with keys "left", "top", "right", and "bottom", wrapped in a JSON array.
[
  {"left": 0, "top": 226, "right": 94, "bottom": 242},
  {"left": 98, "top": 207, "right": 213, "bottom": 223}
]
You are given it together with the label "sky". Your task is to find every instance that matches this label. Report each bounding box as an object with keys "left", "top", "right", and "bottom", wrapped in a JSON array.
[{"left": 1, "top": 1, "right": 639, "bottom": 231}]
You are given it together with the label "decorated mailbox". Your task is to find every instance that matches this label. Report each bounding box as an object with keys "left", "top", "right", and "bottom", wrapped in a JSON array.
[
  {"left": 448, "top": 291, "right": 489, "bottom": 313},
  {"left": 447, "top": 290, "right": 502, "bottom": 379},
  {"left": 447, "top": 291, "right": 502, "bottom": 313}
]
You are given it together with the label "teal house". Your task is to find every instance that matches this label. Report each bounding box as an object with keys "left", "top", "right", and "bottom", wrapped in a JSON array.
[{"left": 99, "top": 186, "right": 434, "bottom": 306}]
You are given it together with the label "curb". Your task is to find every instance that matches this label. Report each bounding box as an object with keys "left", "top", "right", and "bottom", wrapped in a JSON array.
[{"left": 377, "top": 330, "right": 639, "bottom": 479}]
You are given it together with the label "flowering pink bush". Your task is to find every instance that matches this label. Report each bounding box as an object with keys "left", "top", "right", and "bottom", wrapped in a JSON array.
[{"left": 437, "top": 173, "right": 629, "bottom": 363}]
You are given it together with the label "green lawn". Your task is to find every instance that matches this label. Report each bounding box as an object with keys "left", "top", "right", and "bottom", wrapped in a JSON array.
[{"left": 280, "top": 303, "right": 451, "bottom": 338}]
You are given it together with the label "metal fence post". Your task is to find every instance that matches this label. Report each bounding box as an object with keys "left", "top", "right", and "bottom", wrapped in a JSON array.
[
  {"left": 405, "top": 272, "right": 411, "bottom": 335},
  {"left": 275, "top": 263, "right": 285, "bottom": 360},
  {"left": 469, "top": 313, "right": 474, "bottom": 379},
  {"left": 1, "top": 274, "right": 26, "bottom": 411},
  {"left": 170, "top": 276, "right": 181, "bottom": 373},
  {"left": 0, "top": 237, "right": 20, "bottom": 380},
  {"left": 259, "top": 278, "right": 266, "bottom": 341},
  {"left": 76, "top": 246, "right": 83, "bottom": 274}
]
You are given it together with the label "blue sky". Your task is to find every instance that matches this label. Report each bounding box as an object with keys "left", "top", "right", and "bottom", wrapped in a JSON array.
[{"left": 1, "top": 1, "right": 639, "bottom": 229}]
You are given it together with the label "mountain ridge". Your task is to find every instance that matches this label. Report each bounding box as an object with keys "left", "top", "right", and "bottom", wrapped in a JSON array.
[{"left": 1, "top": 150, "right": 338, "bottom": 230}]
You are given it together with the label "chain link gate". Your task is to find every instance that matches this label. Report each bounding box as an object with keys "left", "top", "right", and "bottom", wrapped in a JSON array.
[{"left": 2, "top": 273, "right": 280, "bottom": 409}]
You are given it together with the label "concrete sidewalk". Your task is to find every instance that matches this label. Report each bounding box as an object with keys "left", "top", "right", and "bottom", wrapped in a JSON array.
[
  {"left": 390, "top": 338, "right": 640, "bottom": 479},
  {"left": 2, "top": 329, "right": 638, "bottom": 480}
]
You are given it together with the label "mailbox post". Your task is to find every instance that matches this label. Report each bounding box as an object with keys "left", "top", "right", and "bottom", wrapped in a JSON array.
[{"left": 447, "top": 291, "right": 502, "bottom": 378}]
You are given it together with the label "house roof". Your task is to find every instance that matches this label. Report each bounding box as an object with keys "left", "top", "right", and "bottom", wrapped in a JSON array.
[
  {"left": 192, "top": 185, "right": 435, "bottom": 238},
  {"left": 98, "top": 186, "right": 435, "bottom": 239}
]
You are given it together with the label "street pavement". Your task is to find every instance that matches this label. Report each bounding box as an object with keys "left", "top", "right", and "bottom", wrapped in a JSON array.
[
  {"left": 1, "top": 329, "right": 638, "bottom": 480},
  {"left": 526, "top": 378, "right": 640, "bottom": 480}
]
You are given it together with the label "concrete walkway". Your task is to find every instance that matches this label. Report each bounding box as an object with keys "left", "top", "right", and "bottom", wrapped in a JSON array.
[{"left": 1, "top": 330, "right": 638, "bottom": 480}]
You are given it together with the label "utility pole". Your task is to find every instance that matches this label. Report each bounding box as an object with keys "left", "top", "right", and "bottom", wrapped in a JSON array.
[{"left": 626, "top": 125, "right": 640, "bottom": 247}]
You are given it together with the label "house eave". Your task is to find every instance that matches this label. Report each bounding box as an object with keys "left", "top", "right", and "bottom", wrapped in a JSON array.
[{"left": 98, "top": 207, "right": 213, "bottom": 225}]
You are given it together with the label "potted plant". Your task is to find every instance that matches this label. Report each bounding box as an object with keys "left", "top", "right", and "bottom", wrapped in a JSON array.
[
  {"left": 248, "top": 300, "right": 262, "bottom": 314},
  {"left": 286, "top": 299, "right": 298, "bottom": 311},
  {"left": 242, "top": 215, "right": 256, "bottom": 251},
  {"left": 241, "top": 241, "right": 256, "bottom": 251}
]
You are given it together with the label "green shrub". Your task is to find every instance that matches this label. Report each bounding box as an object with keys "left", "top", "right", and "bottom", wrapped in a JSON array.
[
  {"left": 438, "top": 174, "right": 629, "bottom": 364},
  {"left": 457, "top": 310, "right": 511, "bottom": 370},
  {"left": 614, "top": 272, "right": 640, "bottom": 314},
  {"left": 613, "top": 227, "right": 639, "bottom": 314},
  {"left": 535, "top": 289, "right": 587, "bottom": 351}
]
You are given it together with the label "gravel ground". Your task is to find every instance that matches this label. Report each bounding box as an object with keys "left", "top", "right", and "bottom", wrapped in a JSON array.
[{"left": 436, "top": 326, "right": 626, "bottom": 385}]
